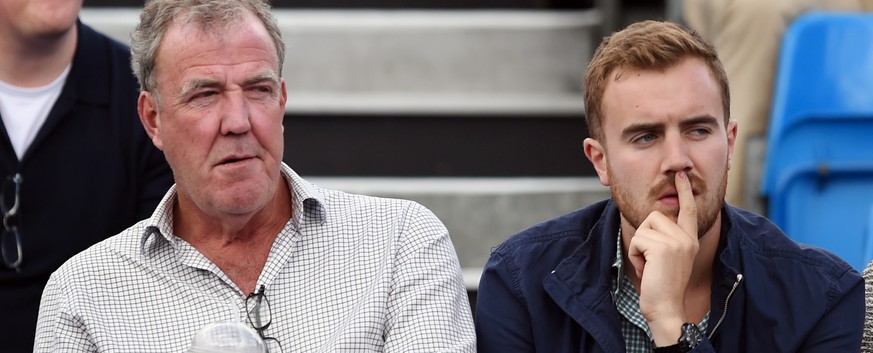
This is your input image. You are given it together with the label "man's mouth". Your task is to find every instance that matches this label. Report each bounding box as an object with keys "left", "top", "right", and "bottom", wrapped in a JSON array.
[{"left": 218, "top": 155, "right": 255, "bottom": 166}]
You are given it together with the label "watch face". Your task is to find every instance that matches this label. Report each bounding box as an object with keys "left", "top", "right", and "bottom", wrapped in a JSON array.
[{"left": 680, "top": 323, "right": 704, "bottom": 348}]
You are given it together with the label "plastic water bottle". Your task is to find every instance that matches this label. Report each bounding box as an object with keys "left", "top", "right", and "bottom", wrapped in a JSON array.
[{"left": 188, "top": 321, "right": 266, "bottom": 353}]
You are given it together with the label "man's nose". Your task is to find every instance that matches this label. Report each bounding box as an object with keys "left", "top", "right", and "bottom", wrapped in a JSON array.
[
  {"left": 220, "top": 91, "right": 252, "bottom": 135},
  {"left": 662, "top": 133, "right": 693, "bottom": 173}
]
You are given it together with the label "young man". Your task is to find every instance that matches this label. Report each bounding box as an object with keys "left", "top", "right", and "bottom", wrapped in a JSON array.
[
  {"left": 476, "top": 20, "right": 863, "bottom": 352},
  {"left": 33, "top": 0, "right": 475, "bottom": 351}
]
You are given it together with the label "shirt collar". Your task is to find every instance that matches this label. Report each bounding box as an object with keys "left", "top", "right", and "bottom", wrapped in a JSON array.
[
  {"left": 139, "top": 162, "right": 327, "bottom": 254},
  {"left": 282, "top": 163, "right": 327, "bottom": 229}
]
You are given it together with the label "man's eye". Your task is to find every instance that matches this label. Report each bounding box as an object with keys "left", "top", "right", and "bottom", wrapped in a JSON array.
[
  {"left": 689, "top": 128, "right": 712, "bottom": 136},
  {"left": 245, "top": 85, "right": 276, "bottom": 101},
  {"left": 249, "top": 86, "right": 273, "bottom": 95},
  {"left": 633, "top": 134, "right": 656, "bottom": 144},
  {"left": 191, "top": 91, "right": 217, "bottom": 100}
]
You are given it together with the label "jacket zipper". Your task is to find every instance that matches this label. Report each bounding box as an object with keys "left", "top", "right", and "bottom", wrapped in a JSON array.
[{"left": 708, "top": 273, "right": 743, "bottom": 339}]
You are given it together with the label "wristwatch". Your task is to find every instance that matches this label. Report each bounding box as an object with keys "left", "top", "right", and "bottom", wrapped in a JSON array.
[{"left": 652, "top": 322, "right": 703, "bottom": 353}]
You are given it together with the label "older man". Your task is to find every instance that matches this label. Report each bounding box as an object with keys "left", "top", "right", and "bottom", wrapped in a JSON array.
[{"left": 33, "top": 1, "right": 475, "bottom": 351}]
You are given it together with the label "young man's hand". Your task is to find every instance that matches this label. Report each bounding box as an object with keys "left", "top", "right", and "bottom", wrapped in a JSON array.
[{"left": 627, "top": 171, "right": 699, "bottom": 346}]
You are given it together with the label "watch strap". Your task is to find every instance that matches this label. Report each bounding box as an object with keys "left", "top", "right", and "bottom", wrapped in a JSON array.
[{"left": 652, "top": 322, "right": 703, "bottom": 353}]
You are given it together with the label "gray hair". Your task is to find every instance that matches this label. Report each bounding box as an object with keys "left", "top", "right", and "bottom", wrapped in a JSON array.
[{"left": 130, "top": 0, "right": 285, "bottom": 100}]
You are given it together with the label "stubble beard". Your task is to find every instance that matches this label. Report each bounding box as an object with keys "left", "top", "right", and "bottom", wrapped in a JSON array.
[{"left": 609, "top": 162, "right": 728, "bottom": 239}]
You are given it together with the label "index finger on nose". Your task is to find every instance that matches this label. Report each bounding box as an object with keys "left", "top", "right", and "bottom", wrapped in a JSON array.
[{"left": 676, "top": 171, "right": 698, "bottom": 239}]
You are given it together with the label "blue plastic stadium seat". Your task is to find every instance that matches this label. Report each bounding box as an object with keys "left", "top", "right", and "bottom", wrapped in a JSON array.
[
  {"left": 771, "top": 166, "right": 873, "bottom": 269},
  {"left": 761, "top": 12, "right": 873, "bottom": 270}
]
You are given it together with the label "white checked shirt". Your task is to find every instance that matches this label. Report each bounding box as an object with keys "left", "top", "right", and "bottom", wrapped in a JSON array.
[{"left": 34, "top": 163, "right": 476, "bottom": 352}]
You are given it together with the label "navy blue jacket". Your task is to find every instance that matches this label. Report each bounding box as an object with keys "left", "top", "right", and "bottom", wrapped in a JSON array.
[
  {"left": 476, "top": 199, "right": 863, "bottom": 352},
  {"left": 0, "top": 22, "right": 173, "bottom": 352}
]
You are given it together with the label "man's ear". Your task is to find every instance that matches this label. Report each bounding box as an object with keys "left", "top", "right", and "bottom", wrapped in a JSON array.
[
  {"left": 726, "top": 119, "right": 738, "bottom": 170},
  {"left": 583, "top": 137, "right": 610, "bottom": 186},
  {"left": 138, "top": 91, "right": 163, "bottom": 150},
  {"left": 279, "top": 78, "right": 288, "bottom": 110},
  {"left": 280, "top": 79, "right": 287, "bottom": 134}
]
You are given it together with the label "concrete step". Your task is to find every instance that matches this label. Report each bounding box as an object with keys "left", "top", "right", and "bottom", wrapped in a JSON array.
[{"left": 80, "top": 8, "right": 598, "bottom": 116}]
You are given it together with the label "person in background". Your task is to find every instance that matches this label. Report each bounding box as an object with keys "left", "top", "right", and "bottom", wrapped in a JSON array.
[
  {"left": 475, "top": 20, "right": 863, "bottom": 352},
  {"left": 682, "top": 0, "right": 869, "bottom": 210},
  {"left": 33, "top": 0, "right": 475, "bottom": 351},
  {"left": 0, "top": 1, "right": 173, "bottom": 351}
]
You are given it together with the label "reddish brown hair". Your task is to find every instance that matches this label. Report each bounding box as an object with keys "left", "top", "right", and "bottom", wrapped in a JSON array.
[{"left": 583, "top": 20, "right": 730, "bottom": 141}]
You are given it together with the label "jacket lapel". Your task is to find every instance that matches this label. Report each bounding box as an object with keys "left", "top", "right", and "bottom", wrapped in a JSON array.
[{"left": 544, "top": 201, "right": 626, "bottom": 353}]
